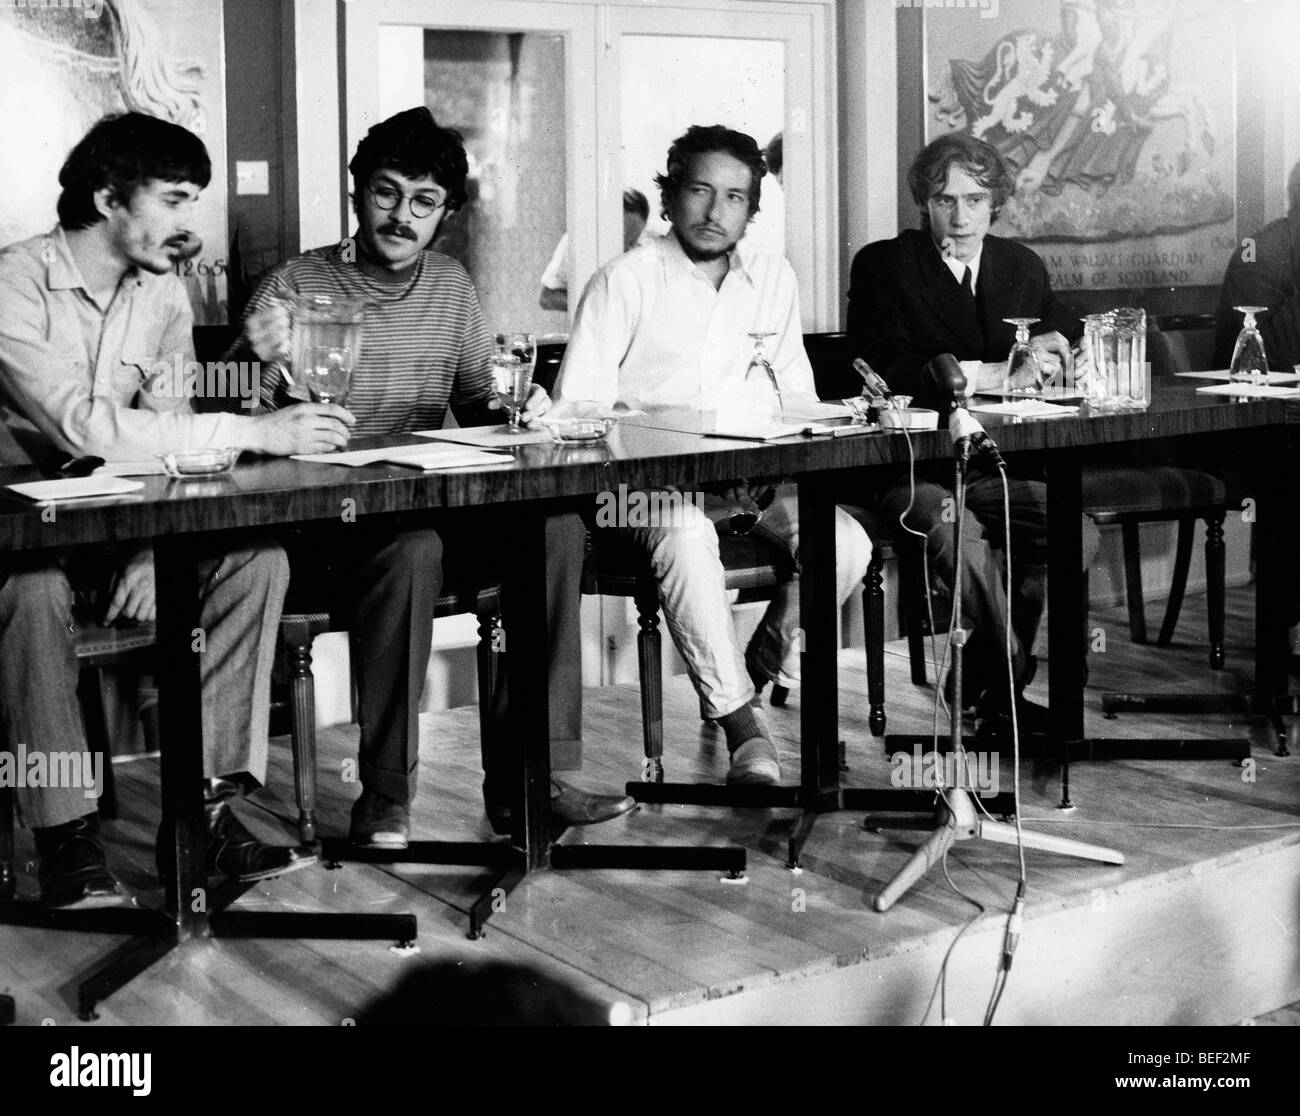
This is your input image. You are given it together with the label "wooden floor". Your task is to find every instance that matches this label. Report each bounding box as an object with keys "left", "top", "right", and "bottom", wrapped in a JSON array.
[{"left": 2, "top": 585, "right": 1298, "bottom": 1026}]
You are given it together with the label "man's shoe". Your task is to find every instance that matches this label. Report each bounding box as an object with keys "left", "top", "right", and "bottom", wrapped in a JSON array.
[
  {"left": 34, "top": 815, "right": 125, "bottom": 910},
  {"left": 205, "top": 801, "right": 318, "bottom": 881},
  {"left": 549, "top": 781, "right": 636, "bottom": 826},
  {"left": 158, "top": 802, "right": 318, "bottom": 884},
  {"left": 726, "top": 737, "right": 782, "bottom": 785},
  {"left": 349, "top": 789, "right": 410, "bottom": 850}
]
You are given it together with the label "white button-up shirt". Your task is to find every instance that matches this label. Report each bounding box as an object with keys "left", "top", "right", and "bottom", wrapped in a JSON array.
[{"left": 555, "top": 231, "right": 815, "bottom": 411}]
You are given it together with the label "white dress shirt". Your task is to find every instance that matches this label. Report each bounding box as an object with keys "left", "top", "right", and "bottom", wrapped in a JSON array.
[
  {"left": 942, "top": 243, "right": 983, "bottom": 291},
  {"left": 555, "top": 231, "right": 815, "bottom": 412}
]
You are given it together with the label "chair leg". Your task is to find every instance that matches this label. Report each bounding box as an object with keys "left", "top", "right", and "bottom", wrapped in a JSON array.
[
  {"left": 634, "top": 582, "right": 665, "bottom": 782},
  {"left": 899, "top": 548, "right": 928, "bottom": 685},
  {"left": 1121, "top": 521, "right": 1148, "bottom": 643},
  {"left": 76, "top": 667, "right": 119, "bottom": 821},
  {"left": 285, "top": 632, "right": 318, "bottom": 845},
  {"left": 864, "top": 555, "right": 887, "bottom": 736},
  {"left": 1157, "top": 517, "right": 1195, "bottom": 646},
  {"left": 1205, "top": 512, "right": 1226, "bottom": 670},
  {"left": 477, "top": 612, "right": 507, "bottom": 794},
  {"left": 0, "top": 788, "right": 14, "bottom": 900}
]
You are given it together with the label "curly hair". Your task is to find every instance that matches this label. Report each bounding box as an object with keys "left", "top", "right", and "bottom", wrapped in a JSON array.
[
  {"left": 57, "top": 112, "right": 211, "bottom": 230},
  {"left": 907, "top": 133, "right": 1015, "bottom": 226},
  {"left": 653, "top": 124, "right": 766, "bottom": 220},
  {"left": 349, "top": 107, "right": 470, "bottom": 213}
]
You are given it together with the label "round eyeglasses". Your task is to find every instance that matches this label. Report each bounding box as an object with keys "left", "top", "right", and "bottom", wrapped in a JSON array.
[{"left": 367, "top": 184, "right": 445, "bottom": 220}]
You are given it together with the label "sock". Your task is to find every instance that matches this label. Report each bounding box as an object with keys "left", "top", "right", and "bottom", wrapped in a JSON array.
[{"left": 717, "top": 705, "right": 762, "bottom": 752}]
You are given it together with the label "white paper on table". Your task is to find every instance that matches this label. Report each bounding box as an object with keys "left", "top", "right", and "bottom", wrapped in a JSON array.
[
  {"left": 970, "top": 400, "right": 1080, "bottom": 418},
  {"left": 413, "top": 425, "right": 551, "bottom": 448},
  {"left": 7, "top": 476, "right": 145, "bottom": 503},
  {"left": 292, "top": 443, "right": 511, "bottom": 468},
  {"left": 783, "top": 399, "right": 854, "bottom": 421},
  {"left": 706, "top": 421, "right": 839, "bottom": 441},
  {"left": 1182, "top": 370, "right": 1300, "bottom": 384},
  {"left": 1195, "top": 382, "right": 1300, "bottom": 398},
  {"left": 377, "top": 446, "right": 516, "bottom": 471},
  {"left": 94, "top": 461, "right": 168, "bottom": 476}
]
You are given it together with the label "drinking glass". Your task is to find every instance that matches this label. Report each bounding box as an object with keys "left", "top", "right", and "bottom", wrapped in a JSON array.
[
  {"left": 1111, "top": 307, "right": 1149, "bottom": 408},
  {"left": 491, "top": 332, "right": 537, "bottom": 431},
  {"left": 1002, "top": 318, "right": 1043, "bottom": 397},
  {"left": 284, "top": 293, "right": 369, "bottom": 410},
  {"left": 744, "top": 331, "right": 783, "bottom": 426},
  {"left": 1229, "top": 306, "right": 1269, "bottom": 383}
]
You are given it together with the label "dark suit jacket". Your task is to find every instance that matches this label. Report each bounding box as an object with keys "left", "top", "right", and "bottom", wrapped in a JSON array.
[
  {"left": 846, "top": 228, "right": 1077, "bottom": 403},
  {"left": 1212, "top": 216, "right": 1300, "bottom": 370}
]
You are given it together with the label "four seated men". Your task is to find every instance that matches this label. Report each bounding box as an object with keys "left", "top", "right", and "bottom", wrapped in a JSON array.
[{"left": 4, "top": 114, "right": 1182, "bottom": 905}]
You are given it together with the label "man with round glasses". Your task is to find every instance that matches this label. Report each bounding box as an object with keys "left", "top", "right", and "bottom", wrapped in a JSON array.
[{"left": 225, "top": 107, "right": 633, "bottom": 848}]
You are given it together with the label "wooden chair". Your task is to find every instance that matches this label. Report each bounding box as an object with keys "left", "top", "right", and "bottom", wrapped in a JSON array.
[
  {"left": 278, "top": 583, "right": 503, "bottom": 844},
  {"left": 1080, "top": 314, "right": 1245, "bottom": 667}
]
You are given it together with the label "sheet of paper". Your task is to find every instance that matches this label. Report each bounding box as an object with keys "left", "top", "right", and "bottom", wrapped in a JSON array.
[
  {"left": 7, "top": 476, "right": 145, "bottom": 502},
  {"left": 413, "top": 425, "right": 551, "bottom": 448},
  {"left": 1182, "top": 370, "right": 1300, "bottom": 384},
  {"left": 1195, "top": 382, "right": 1300, "bottom": 398},
  {"left": 291, "top": 443, "right": 510, "bottom": 468},
  {"left": 378, "top": 446, "right": 514, "bottom": 471},
  {"left": 970, "top": 400, "right": 1080, "bottom": 418},
  {"left": 706, "top": 421, "right": 840, "bottom": 441}
]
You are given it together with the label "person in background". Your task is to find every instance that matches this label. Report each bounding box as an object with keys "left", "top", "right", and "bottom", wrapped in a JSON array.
[
  {"left": 0, "top": 113, "right": 341, "bottom": 907},
  {"left": 1213, "top": 160, "right": 1300, "bottom": 370},
  {"left": 538, "top": 188, "right": 650, "bottom": 312},
  {"left": 226, "top": 108, "right": 634, "bottom": 844}
]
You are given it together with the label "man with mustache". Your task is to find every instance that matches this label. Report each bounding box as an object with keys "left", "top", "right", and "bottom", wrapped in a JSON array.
[
  {"left": 555, "top": 125, "right": 872, "bottom": 785},
  {"left": 0, "top": 112, "right": 344, "bottom": 908},
  {"left": 228, "top": 107, "right": 634, "bottom": 846}
]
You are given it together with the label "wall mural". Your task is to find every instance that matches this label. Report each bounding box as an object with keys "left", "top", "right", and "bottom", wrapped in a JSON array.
[
  {"left": 924, "top": 0, "right": 1236, "bottom": 292},
  {"left": 0, "top": 0, "right": 229, "bottom": 322}
]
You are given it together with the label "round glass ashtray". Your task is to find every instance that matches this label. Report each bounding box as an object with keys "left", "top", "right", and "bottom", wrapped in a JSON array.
[
  {"left": 157, "top": 447, "right": 240, "bottom": 478},
  {"left": 541, "top": 416, "right": 616, "bottom": 444}
]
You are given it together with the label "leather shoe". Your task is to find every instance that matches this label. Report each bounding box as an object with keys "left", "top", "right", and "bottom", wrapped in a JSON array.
[
  {"left": 35, "top": 814, "right": 126, "bottom": 910},
  {"left": 157, "top": 801, "right": 317, "bottom": 884},
  {"left": 549, "top": 780, "right": 636, "bottom": 826},
  {"left": 726, "top": 737, "right": 781, "bottom": 785},
  {"left": 349, "top": 789, "right": 410, "bottom": 850}
]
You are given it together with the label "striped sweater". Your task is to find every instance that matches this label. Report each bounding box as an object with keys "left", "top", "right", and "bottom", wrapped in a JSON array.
[{"left": 225, "top": 243, "right": 495, "bottom": 436}]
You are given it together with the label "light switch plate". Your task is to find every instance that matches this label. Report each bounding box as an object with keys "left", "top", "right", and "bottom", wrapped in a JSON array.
[{"left": 235, "top": 161, "right": 270, "bottom": 196}]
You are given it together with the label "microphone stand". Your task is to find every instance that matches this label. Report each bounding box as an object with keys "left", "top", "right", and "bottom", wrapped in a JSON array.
[{"left": 873, "top": 412, "right": 1125, "bottom": 913}]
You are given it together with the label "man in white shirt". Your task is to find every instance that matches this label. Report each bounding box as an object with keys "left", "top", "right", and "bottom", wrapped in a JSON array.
[{"left": 556, "top": 125, "right": 872, "bottom": 784}]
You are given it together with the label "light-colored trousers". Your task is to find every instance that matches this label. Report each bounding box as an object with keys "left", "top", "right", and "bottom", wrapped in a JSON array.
[
  {"left": 598, "top": 484, "right": 872, "bottom": 719},
  {"left": 0, "top": 543, "right": 289, "bottom": 829}
]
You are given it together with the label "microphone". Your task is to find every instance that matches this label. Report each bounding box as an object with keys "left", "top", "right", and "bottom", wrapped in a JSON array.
[{"left": 922, "top": 354, "right": 1005, "bottom": 468}]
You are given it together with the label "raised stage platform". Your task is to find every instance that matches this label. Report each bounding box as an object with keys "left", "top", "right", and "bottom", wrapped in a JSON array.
[{"left": 2, "top": 588, "right": 1297, "bottom": 1026}]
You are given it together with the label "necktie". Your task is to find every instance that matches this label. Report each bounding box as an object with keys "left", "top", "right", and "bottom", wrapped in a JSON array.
[{"left": 962, "top": 265, "right": 986, "bottom": 348}]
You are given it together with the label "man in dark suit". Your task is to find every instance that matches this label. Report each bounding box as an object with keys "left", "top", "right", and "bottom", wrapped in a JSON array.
[{"left": 847, "top": 134, "right": 1081, "bottom": 732}]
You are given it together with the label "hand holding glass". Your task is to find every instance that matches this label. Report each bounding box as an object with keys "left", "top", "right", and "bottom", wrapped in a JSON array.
[{"left": 492, "top": 332, "right": 537, "bottom": 431}]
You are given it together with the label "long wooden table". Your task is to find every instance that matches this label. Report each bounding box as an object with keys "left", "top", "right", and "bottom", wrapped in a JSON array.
[{"left": 1, "top": 378, "right": 1295, "bottom": 1015}]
